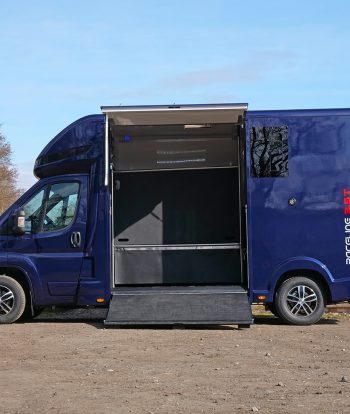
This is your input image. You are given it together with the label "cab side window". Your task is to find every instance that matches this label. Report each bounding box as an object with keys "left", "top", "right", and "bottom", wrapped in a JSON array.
[
  {"left": 22, "top": 182, "right": 80, "bottom": 234},
  {"left": 42, "top": 183, "right": 79, "bottom": 232},
  {"left": 0, "top": 190, "right": 45, "bottom": 236},
  {"left": 22, "top": 189, "right": 46, "bottom": 233}
]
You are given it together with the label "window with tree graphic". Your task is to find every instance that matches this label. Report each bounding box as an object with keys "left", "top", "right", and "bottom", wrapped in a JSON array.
[{"left": 250, "top": 126, "right": 288, "bottom": 178}]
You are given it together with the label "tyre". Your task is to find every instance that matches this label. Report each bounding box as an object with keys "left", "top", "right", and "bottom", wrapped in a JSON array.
[
  {"left": 0, "top": 275, "right": 26, "bottom": 324},
  {"left": 275, "top": 276, "right": 325, "bottom": 325}
]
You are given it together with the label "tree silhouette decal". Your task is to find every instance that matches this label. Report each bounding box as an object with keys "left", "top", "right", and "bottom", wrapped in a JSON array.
[{"left": 250, "top": 126, "right": 288, "bottom": 177}]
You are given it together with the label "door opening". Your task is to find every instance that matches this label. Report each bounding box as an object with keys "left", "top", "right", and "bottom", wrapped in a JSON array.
[{"left": 103, "top": 104, "right": 247, "bottom": 287}]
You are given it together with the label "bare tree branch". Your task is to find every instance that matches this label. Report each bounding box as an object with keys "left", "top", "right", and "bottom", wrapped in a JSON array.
[{"left": 0, "top": 130, "right": 23, "bottom": 213}]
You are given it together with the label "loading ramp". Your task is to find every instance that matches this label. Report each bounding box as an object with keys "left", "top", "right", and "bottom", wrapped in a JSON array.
[{"left": 105, "top": 285, "right": 252, "bottom": 326}]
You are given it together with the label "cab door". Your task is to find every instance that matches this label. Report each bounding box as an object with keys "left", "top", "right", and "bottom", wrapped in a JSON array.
[{"left": 7, "top": 175, "right": 88, "bottom": 304}]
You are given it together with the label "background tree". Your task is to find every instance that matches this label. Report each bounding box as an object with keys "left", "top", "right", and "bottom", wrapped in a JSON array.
[{"left": 0, "top": 129, "right": 22, "bottom": 213}]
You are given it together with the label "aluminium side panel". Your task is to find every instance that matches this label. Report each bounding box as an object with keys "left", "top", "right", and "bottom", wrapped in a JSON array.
[{"left": 246, "top": 109, "right": 350, "bottom": 303}]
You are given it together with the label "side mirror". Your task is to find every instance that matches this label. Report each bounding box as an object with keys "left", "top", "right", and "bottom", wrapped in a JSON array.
[{"left": 12, "top": 209, "right": 26, "bottom": 236}]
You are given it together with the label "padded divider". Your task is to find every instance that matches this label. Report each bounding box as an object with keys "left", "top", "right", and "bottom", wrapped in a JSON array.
[{"left": 114, "top": 249, "right": 241, "bottom": 285}]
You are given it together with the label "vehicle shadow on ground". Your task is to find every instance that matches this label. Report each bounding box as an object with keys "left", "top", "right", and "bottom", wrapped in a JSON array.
[
  {"left": 29, "top": 317, "right": 241, "bottom": 330},
  {"left": 253, "top": 315, "right": 339, "bottom": 325},
  {"left": 26, "top": 315, "right": 341, "bottom": 330},
  {"left": 25, "top": 308, "right": 340, "bottom": 329},
  {"left": 23, "top": 308, "right": 108, "bottom": 329},
  {"left": 27, "top": 308, "right": 245, "bottom": 330}
]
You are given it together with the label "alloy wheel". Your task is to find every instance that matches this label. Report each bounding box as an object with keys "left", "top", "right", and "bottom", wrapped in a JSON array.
[
  {"left": 0, "top": 285, "right": 15, "bottom": 315},
  {"left": 286, "top": 284, "right": 318, "bottom": 316}
]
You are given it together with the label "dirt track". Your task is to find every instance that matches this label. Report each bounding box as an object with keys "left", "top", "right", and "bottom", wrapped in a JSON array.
[{"left": 1, "top": 310, "right": 350, "bottom": 414}]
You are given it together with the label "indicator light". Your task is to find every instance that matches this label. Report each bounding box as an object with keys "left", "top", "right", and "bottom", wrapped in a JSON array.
[
  {"left": 96, "top": 298, "right": 105, "bottom": 303},
  {"left": 258, "top": 295, "right": 266, "bottom": 301}
]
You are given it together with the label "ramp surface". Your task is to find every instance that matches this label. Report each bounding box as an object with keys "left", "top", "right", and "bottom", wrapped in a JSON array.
[{"left": 105, "top": 285, "right": 252, "bottom": 326}]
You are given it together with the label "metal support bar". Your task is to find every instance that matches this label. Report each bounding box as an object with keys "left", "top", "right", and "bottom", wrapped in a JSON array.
[
  {"left": 104, "top": 115, "right": 109, "bottom": 186},
  {"left": 114, "top": 243, "right": 240, "bottom": 251}
]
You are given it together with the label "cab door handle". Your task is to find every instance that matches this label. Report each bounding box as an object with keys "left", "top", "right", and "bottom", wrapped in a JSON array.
[{"left": 70, "top": 231, "right": 81, "bottom": 248}]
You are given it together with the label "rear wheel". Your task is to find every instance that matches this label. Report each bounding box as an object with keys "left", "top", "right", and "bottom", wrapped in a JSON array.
[
  {"left": 0, "top": 275, "right": 26, "bottom": 324},
  {"left": 275, "top": 276, "right": 325, "bottom": 325}
]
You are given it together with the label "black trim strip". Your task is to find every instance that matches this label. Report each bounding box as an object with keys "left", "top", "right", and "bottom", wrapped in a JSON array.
[{"left": 35, "top": 145, "right": 91, "bottom": 166}]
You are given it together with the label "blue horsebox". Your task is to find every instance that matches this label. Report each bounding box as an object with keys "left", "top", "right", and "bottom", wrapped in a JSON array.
[{"left": 1, "top": 104, "right": 350, "bottom": 326}]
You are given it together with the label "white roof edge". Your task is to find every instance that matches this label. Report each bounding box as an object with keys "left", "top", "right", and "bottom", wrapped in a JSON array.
[{"left": 101, "top": 103, "right": 248, "bottom": 113}]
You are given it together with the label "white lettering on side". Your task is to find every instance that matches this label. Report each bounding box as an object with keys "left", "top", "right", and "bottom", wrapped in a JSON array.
[{"left": 345, "top": 216, "right": 350, "bottom": 264}]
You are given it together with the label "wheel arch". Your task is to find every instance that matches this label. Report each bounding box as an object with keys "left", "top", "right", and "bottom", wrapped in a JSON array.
[
  {"left": 273, "top": 269, "right": 331, "bottom": 305},
  {"left": 0, "top": 266, "right": 34, "bottom": 313},
  {"left": 271, "top": 257, "right": 334, "bottom": 305}
]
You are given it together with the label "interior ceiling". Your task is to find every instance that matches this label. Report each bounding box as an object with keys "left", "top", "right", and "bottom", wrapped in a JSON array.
[
  {"left": 101, "top": 104, "right": 247, "bottom": 126},
  {"left": 109, "top": 123, "right": 238, "bottom": 140}
]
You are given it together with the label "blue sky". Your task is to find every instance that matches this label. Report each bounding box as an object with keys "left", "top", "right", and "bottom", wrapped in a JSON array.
[{"left": 1, "top": 0, "right": 350, "bottom": 189}]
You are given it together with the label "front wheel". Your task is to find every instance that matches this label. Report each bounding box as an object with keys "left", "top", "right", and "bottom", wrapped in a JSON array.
[
  {"left": 0, "top": 275, "right": 26, "bottom": 324},
  {"left": 275, "top": 276, "right": 325, "bottom": 325}
]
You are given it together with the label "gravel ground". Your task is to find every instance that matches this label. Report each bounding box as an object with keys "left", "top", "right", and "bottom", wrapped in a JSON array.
[{"left": 0, "top": 309, "right": 350, "bottom": 413}]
